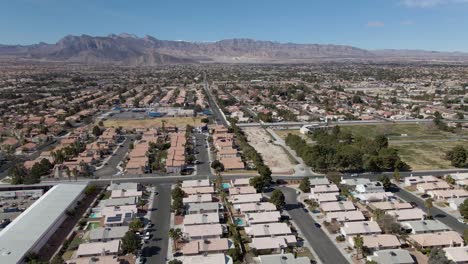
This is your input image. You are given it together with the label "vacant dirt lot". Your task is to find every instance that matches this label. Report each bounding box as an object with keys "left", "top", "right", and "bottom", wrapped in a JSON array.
[
  {"left": 103, "top": 117, "right": 203, "bottom": 129},
  {"left": 243, "top": 127, "right": 295, "bottom": 174}
]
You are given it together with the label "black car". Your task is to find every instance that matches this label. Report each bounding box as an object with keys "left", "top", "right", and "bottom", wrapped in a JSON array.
[{"left": 314, "top": 223, "right": 321, "bottom": 228}]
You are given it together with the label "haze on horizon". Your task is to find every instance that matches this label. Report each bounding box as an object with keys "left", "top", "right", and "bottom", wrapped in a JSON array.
[{"left": 1, "top": 0, "right": 468, "bottom": 52}]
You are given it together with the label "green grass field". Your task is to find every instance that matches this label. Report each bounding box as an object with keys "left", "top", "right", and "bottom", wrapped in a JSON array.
[{"left": 341, "top": 124, "right": 468, "bottom": 170}]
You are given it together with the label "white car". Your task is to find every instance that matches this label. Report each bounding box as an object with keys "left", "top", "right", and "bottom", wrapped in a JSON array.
[{"left": 457, "top": 218, "right": 466, "bottom": 224}]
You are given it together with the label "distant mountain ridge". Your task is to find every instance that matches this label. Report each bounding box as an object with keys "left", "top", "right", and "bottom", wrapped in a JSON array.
[{"left": 0, "top": 33, "right": 467, "bottom": 65}]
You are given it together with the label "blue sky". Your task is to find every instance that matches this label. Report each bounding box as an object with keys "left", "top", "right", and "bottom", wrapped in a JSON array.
[{"left": 1, "top": 0, "right": 468, "bottom": 51}]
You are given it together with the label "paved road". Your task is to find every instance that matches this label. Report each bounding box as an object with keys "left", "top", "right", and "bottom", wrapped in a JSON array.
[
  {"left": 193, "top": 133, "right": 212, "bottom": 176},
  {"left": 203, "top": 79, "right": 229, "bottom": 127},
  {"left": 395, "top": 187, "right": 467, "bottom": 234},
  {"left": 278, "top": 187, "right": 349, "bottom": 264},
  {"left": 236, "top": 119, "right": 466, "bottom": 128},
  {"left": 142, "top": 183, "right": 172, "bottom": 264},
  {"left": 95, "top": 135, "right": 133, "bottom": 178}
]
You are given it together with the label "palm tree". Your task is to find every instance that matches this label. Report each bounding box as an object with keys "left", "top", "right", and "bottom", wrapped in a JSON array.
[
  {"left": 169, "top": 228, "right": 182, "bottom": 251},
  {"left": 425, "top": 198, "right": 434, "bottom": 219},
  {"left": 354, "top": 234, "right": 364, "bottom": 259}
]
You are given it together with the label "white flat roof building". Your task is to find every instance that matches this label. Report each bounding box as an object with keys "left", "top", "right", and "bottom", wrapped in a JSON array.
[
  {"left": 367, "top": 249, "right": 415, "bottom": 264},
  {"left": 320, "top": 201, "right": 356, "bottom": 212},
  {"left": 245, "top": 211, "right": 281, "bottom": 225},
  {"left": 400, "top": 220, "right": 450, "bottom": 234},
  {"left": 183, "top": 194, "right": 213, "bottom": 204},
  {"left": 236, "top": 202, "right": 277, "bottom": 213},
  {"left": 258, "top": 253, "right": 310, "bottom": 264},
  {"left": 326, "top": 210, "right": 365, "bottom": 222},
  {"left": 229, "top": 193, "right": 262, "bottom": 204},
  {"left": 76, "top": 240, "right": 120, "bottom": 258},
  {"left": 444, "top": 246, "right": 468, "bottom": 263},
  {"left": 184, "top": 212, "right": 219, "bottom": 225},
  {"left": 0, "top": 183, "right": 87, "bottom": 264},
  {"left": 182, "top": 179, "right": 211, "bottom": 188},
  {"left": 245, "top": 222, "right": 292, "bottom": 237},
  {"left": 182, "top": 253, "right": 233, "bottom": 264}
]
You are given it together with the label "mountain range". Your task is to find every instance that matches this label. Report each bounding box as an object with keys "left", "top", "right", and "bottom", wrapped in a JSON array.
[{"left": 1, "top": 33, "right": 467, "bottom": 66}]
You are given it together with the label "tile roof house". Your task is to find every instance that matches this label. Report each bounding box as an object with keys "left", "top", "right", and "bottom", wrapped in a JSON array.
[
  {"left": 249, "top": 236, "right": 297, "bottom": 252},
  {"left": 320, "top": 201, "right": 356, "bottom": 212},
  {"left": 340, "top": 221, "right": 382, "bottom": 236},
  {"left": 386, "top": 208, "right": 427, "bottom": 222},
  {"left": 183, "top": 224, "right": 223, "bottom": 240},
  {"left": 404, "top": 176, "right": 439, "bottom": 186},
  {"left": 181, "top": 238, "right": 233, "bottom": 256},
  {"left": 417, "top": 182, "right": 451, "bottom": 193},
  {"left": 408, "top": 231, "right": 464, "bottom": 248},
  {"left": 76, "top": 240, "right": 120, "bottom": 258},
  {"left": 368, "top": 201, "right": 413, "bottom": 211},
  {"left": 349, "top": 234, "right": 401, "bottom": 251},
  {"left": 326, "top": 210, "right": 365, "bottom": 222}
]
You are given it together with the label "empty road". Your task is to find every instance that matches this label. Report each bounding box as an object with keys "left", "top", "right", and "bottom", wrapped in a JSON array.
[{"left": 279, "top": 186, "right": 349, "bottom": 264}]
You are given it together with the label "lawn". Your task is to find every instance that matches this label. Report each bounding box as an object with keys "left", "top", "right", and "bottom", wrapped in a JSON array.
[
  {"left": 341, "top": 123, "right": 467, "bottom": 141},
  {"left": 103, "top": 117, "right": 203, "bottom": 129},
  {"left": 340, "top": 123, "right": 468, "bottom": 170},
  {"left": 392, "top": 141, "right": 467, "bottom": 170}
]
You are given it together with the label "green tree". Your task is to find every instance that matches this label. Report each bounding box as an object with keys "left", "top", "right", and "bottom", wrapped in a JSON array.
[
  {"left": 129, "top": 218, "right": 144, "bottom": 231},
  {"left": 92, "top": 125, "right": 102, "bottom": 137},
  {"left": 121, "top": 231, "right": 141, "bottom": 254},
  {"left": 299, "top": 177, "right": 311, "bottom": 193},
  {"left": 270, "top": 189, "right": 286, "bottom": 210},
  {"left": 445, "top": 175, "right": 455, "bottom": 185},
  {"left": 459, "top": 198, "right": 468, "bottom": 220},
  {"left": 354, "top": 234, "right": 364, "bottom": 259},
  {"left": 374, "top": 134, "right": 389, "bottom": 150},
  {"left": 446, "top": 145, "right": 467, "bottom": 168},
  {"left": 168, "top": 260, "right": 183, "bottom": 264},
  {"left": 464, "top": 229, "right": 468, "bottom": 245},
  {"left": 428, "top": 248, "right": 452, "bottom": 264},
  {"left": 380, "top": 175, "right": 391, "bottom": 191},
  {"left": 169, "top": 228, "right": 183, "bottom": 250},
  {"left": 84, "top": 184, "right": 97, "bottom": 196},
  {"left": 211, "top": 160, "right": 224, "bottom": 172},
  {"left": 249, "top": 176, "right": 264, "bottom": 192}
]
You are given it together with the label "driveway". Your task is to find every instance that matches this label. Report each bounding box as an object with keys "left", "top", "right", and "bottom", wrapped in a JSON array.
[
  {"left": 141, "top": 183, "right": 172, "bottom": 263},
  {"left": 277, "top": 186, "right": 349, "bottom": 264}
]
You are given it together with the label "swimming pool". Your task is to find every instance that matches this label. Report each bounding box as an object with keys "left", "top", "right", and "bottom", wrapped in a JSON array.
[
  {"left": 89, "top": 212, "right": 101, "bottom": 218},
  {"left": 222, "top": 183, "right": 231, "bottom": 189},
  {"left": 234, "top": 217, "right": 245, "bottom": 226}
]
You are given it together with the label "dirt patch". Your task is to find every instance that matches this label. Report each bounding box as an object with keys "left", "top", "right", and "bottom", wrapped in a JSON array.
[
  {"left": 103, "top": 117, "right": 202, "bottom": 129},
  {"left": 243, "top": 127, "right": 295, "bottom": 174}
]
